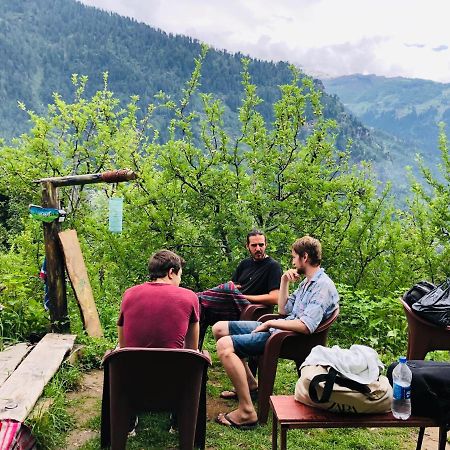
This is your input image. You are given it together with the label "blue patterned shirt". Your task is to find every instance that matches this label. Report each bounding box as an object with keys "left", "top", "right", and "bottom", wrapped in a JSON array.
[{"left": 280, "top": 268, "right": 339, "bottom": 333}]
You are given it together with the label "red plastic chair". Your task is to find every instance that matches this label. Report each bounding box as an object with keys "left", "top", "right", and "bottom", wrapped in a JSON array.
[
  {"left": 100, "top": 348, "right": 211, "bottom": 450},
  {"left": 256, "top": 307, "right": 340, "bottom": 424},
  {"left": 400, "top": 298, "right": 450, "bottom": 360}
]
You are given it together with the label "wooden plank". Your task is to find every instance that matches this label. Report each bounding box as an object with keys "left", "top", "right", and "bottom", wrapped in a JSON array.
[
  {"left": 0, "top": 333, "right": 76, "bottom": 421},
  {"left": 58, "top": 229, "right": 103, "bottom": 338},
  {"left": 0, "top": 343, "right": 32, "bottom": 387}
]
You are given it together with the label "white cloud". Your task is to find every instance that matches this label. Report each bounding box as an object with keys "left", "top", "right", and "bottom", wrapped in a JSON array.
[{"left": 78, "top": 0, "right": 450, "bottom": 82}]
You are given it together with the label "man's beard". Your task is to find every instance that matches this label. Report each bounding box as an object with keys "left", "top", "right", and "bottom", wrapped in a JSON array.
[{"left": 296, "top": 266, "right": 305, "bottom": 275}]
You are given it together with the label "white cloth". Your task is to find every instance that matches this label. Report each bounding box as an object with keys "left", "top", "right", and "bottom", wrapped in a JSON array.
[{"left": 300, "top": 344, "right": 384, "bottom": 384}]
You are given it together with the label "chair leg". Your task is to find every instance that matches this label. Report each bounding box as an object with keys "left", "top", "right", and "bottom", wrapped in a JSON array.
[
  {"left": 109, "top": 399, "right": 132, "bottom": 450},
  {"left": 408, "top": 334, "right": 428, "bottom": 360},
  {"left": 438, "top": 425, "right": 447, "bottom": 450},
  {"left": 257, "top": 357, "right": 278, "bottom": 424},
  {"left": 178, "top": 392, "right": 200, "bottom": 450},
  {"left": 415, "top": 427, "right": 425, "bottom": 450}
]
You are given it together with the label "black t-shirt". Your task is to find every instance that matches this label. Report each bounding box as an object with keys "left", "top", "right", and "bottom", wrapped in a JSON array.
[{"left": 231, "top": 257, "right": 282, "bottom": 295}]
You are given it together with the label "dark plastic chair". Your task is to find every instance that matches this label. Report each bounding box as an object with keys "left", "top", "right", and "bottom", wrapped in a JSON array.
[
  {"left": 239, "top": 303, "right": 274, "bottom": 321},
  {"left": 400, "top": 298, "right": 450, "bottom": 360},
  {"left": 256, "top": 307, "right": 340, "bottom": 424},
  {"left": 100, "top": 348, "right": 211, "bottom": 450}
]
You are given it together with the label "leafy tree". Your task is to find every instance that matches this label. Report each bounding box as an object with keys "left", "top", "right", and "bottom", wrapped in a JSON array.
[
  {"left": 405, "top": 124, "right": 450, "bottom": 282},
  {"left": 0, "top": 53, "right": 446, "bottom": 357}
]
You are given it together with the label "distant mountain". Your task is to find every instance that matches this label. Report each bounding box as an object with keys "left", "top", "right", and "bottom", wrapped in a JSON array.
[
  {"left": 0, "top": 0, "right": 411, "bottom": 192},
  {"left": 323, "top": 74, "right": 450, "bottom": 165}
]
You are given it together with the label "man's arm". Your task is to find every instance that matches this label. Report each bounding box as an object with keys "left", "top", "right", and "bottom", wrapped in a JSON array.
[
  {"left": 253, "top": 317, "right": 310, "bottom": 334},
  {"left": 117, "top": 325, "right": 125, "bottom": 348},
  {"left": 278, "top": 268, "right": 300, "bottom": 314},
  {"left": 242, "top": 289, "right": 279, "bottom": 305},
  {"left": 184, "top": 322, "right": 199, "bottom": 350}
]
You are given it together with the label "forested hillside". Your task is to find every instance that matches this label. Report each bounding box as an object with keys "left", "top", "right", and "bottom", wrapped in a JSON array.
[
  {"left": 323, "top": 74, "right": 450, "bottom": 165},
  {"left": 0, "top": 0, "right": 407, "bottom": 178}
]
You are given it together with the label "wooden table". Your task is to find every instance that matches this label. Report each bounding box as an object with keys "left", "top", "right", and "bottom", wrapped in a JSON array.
[{"left": 270, "top": 395, "right": 448, "bottom": 450}]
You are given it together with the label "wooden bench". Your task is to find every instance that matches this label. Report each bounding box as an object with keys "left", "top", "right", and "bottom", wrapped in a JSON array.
[{"left": 270, "top": 395, "right": 448, "bottom": 450}]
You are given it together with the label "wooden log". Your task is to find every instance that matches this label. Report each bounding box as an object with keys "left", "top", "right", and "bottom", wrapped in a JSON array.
[
  {"left": 42, "top": 181, "right": 69, "bottom": 332},
  {"left": 0, "top": 333, "right": 76, "bottom": 422},
  {"left": 58, "top": 230, "right": 103, "bottom": 338},
  {"left": 0, "top": 343, "right": 32, "bottom": 387},
  {"left": 35, "top": 169, "right": 137, "bottom": 187}
]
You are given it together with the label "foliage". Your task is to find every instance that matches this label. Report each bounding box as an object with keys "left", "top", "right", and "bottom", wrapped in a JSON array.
[
  {"left": 0, "top": 51, "right": 447, "bottom": 367},
  {"left": 404, "top": 123, "right": 450, "bottom": 283},
  {"left": 332, "top": 284, "right": 407, "bottom": 363}
]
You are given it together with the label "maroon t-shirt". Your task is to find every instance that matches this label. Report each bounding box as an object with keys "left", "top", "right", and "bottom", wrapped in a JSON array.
[{"left": 117, "top": 282, "right": 199, "bottom": 348}]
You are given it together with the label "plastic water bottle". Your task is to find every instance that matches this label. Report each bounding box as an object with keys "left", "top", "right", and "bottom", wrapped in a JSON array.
[{"left": 392, "top": 356, "right": 412, "bottom": 420}]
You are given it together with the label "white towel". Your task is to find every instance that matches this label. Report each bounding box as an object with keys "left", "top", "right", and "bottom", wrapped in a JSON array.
[{"left": 300, "top": 344, "right": 384, "bottom": 384}]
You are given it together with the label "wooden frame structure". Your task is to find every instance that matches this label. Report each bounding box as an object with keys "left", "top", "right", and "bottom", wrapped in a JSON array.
[{"left": 35, "top": 169, "right": 137, "bottom": 332}]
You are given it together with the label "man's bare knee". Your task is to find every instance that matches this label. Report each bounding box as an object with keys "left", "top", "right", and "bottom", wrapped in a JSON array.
[
  {"left": 212, "top": 321, "right": 229, "bottom": 340},
  {"left": 216, "top": 336, "right": 234, "bottom": 358}
]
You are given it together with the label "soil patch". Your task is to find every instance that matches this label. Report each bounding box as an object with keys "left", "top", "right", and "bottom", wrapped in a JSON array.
[{"left": 64, "top": 369, "right": 103, "bottom": 449}]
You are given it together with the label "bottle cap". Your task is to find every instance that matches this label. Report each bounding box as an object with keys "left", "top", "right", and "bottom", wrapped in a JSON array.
[{"left": 399, "top": 356, "right": 407, "bottom": 363}]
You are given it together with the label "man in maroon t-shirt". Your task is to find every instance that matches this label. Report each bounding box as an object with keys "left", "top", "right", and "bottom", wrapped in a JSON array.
[
  {"left": 117, "top": 250, "right": 199, "bottom": 436},
  {"left": 118, "top": 249, "right": 199, "bottom": 350}
]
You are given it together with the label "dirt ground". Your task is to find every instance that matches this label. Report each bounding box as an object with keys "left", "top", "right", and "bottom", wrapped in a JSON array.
[
  {"left": 64, "top": 369, "right": 103, "bottom": 449},
  {"left": 63, "top": 370, "right": 448, "bottom": 450}
]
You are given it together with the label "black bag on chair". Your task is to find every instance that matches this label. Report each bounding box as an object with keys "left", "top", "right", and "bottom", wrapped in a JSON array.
[
  {"left": 403, "top": 281, "right": 436, "bottom": 308},
  {"left": 387, "top": 360, "right": 450, "bottom": 425},
  {"left": 411, "top": 279, "right": 450, "bottom": 327}
]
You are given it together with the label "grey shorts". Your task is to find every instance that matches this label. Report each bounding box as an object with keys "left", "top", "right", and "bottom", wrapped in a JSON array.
[{"left": 229, "top": 320, "right": 271, "bottom": 358}]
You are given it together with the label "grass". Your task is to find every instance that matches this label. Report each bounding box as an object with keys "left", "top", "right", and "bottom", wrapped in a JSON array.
[
  {"left": 26, "top": 362, "right": 82, "bottom": 449},
  {"left": 26, "top": 329, "right": 449, "bottom": 449},
  {"left": 71, "top": 330, "right": 435, "bottom": 450}
]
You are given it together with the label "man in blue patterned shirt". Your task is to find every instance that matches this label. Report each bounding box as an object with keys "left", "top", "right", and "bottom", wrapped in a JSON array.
[{"left": 214, "top": 235, "right": 339, "bottom": 428}]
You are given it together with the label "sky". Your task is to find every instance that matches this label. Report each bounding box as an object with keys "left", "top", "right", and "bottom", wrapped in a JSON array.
[{"left": 79, "top": 0, "right": 450, "bottom": 83}]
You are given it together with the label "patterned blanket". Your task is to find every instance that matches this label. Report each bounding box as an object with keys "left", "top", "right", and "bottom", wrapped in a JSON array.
[
  {"left": 0, "top": 420, "right": 36, "bottom": 450},
  {"left": 198, "top": 281, "right": 250, "bottom": 325}
]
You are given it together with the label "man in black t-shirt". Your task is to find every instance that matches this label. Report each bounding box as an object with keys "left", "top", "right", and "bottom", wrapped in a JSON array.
[{"left": 198, "top": 230, "right": 282, "bottom": 345}]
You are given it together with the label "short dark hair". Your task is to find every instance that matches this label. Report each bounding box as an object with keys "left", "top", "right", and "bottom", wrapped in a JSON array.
[
  {"left": 148, "top": 250, "right": 185, "bottom": 280},
  {"left": 292, "top": 236, "right": 322, "bottom": 266},
  {"left": 246, "top": 229, "right": 266, "bottom": 244}
]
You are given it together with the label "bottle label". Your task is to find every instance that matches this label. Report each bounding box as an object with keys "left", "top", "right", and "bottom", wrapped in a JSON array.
[{"left": 393, "top": 383, "right": 411, "bottom": 400}]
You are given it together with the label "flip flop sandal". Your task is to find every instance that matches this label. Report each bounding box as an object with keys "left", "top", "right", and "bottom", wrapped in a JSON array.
[
  {"left": 220, "top": 389, "right": 258, "bottom": 401},
  {"left": 215, "top": 413, "right": 258, "bottom": 430}
]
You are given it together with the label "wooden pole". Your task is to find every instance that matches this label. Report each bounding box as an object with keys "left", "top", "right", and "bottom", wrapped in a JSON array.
[
  {"left": 41, "top": 181, "right": 69, "bottom": 332},
  {"left": 35, "top": 169, "right": 137, "bottom": 187}
]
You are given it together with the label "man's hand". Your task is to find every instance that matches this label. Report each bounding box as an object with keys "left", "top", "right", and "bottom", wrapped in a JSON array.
[
  {"left": 282, "top": 268, "right": 300, "bottom": 283},
  {"left": 252, "top": 321, "right": 273, "bottom": 333}
]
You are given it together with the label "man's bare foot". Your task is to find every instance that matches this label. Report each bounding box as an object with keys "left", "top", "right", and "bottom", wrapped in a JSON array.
[{"left": 220, "top": 388, "right": 258, "bottom": 401}]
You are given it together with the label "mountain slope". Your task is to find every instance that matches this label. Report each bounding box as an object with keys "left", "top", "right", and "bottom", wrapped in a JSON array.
[
  {"left": 323, "top": 74, "right": 450, "bottom": 161},
  {"left": 0, "top": 0, "right": 409, "bottom": 189}
]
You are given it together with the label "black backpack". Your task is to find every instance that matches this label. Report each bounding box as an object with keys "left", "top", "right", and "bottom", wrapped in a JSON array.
[
  {"left": 411, "top": 279, "right": 450, "bottom": 327},
  {"left": 402, "top": 281, "right": 436, "bottom": 308},
  {"left": 387, "top": 360, "right": 450, "bottom": 425}
]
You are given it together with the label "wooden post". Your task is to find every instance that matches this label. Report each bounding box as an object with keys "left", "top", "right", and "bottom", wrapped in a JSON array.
[{"left": 41, "top": 181, "right": 69, "bottom": 332}]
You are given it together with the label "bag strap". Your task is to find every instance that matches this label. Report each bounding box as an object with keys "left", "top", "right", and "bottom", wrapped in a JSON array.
[{"left": 308, "top": 367, "right": 372, "bottom": 403}]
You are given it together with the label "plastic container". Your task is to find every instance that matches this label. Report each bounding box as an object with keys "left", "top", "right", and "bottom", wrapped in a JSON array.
[{"left": 392, "top": 356, "right": 412, "bottom": 420}]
